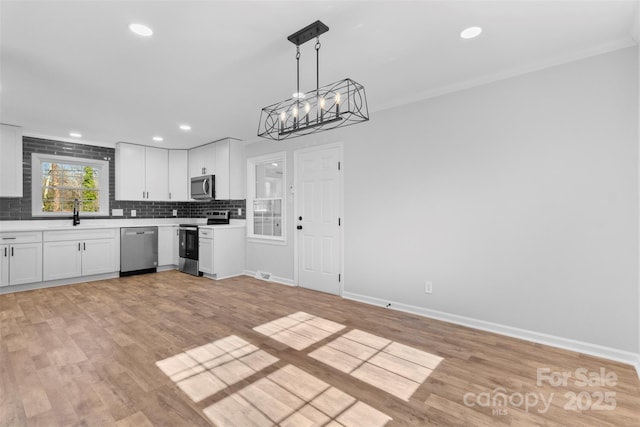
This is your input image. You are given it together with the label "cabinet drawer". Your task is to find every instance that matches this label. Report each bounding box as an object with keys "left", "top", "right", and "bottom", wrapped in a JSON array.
[
  {"left": 43, "top": 228, "right": 117, "bottom": 242},
  {"left": 0, "top": 231, "right": 42, "bottom": 244},
  {"left": 198, "top": 228, "right": 213, "bottom": 239}
]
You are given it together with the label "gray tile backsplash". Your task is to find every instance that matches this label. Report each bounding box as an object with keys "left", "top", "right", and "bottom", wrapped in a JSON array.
[{"left": 0, "top": 137, "right": 245, "bottom": 221}]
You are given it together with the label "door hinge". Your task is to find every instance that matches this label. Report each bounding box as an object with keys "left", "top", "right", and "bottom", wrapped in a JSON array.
[{"left": 338, "top": 161, "right": 341, "bottom": 170}]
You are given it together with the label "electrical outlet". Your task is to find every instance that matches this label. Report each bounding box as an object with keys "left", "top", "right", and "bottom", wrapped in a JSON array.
[
  {"left": 131, "top": 209, "right": 136, "bottom": 217},
  {"left": 172, "top": 209, "right": 178, "bottom": 216},
  {"left": 112, "top": 208, "right": 123, "bottom": 216},
  {"left": 238, "top": 207, "right": 242, "bottom": 216},
  {"left": 425, "top": 281, "right": 433, "bottom": 294}
]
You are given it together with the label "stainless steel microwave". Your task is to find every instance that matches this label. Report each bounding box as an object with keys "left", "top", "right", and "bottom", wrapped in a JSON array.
[{"left": 191, "top": 175, "right": 215, "bottom": 200}]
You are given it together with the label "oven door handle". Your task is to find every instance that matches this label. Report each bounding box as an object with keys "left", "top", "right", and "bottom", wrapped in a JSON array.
[{"left": 203, "top": 178, "right": 208, "bottom": 196}]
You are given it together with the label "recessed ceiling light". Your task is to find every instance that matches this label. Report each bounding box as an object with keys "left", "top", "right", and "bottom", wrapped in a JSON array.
[
  {"left": 153, "top": 136, "right": 163, "bottom": 142},
  {"left": 179, "top": 124, "right": 191, "bottom": 131},
  {"left": 460, "top": 26, "right": 482, "bottom": 39},
  {"left": 69, "top": 132, "right": 82, "bottom": 138},
  {"left": 129, "top": 23, "right": 153, "bottom": 37}
]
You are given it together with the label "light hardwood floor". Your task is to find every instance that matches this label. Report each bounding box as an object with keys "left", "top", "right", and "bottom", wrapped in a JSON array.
[{"left": 1, "top": 270, "right": 639, "bottom": 426}]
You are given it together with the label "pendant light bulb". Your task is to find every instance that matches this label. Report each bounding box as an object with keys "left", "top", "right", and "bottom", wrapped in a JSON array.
[
  {"left": 335, "top": 92, "right": 341, "bottom": 104},
  {"left": 305, "top": 103, "right": 311, "bottom": 114}
]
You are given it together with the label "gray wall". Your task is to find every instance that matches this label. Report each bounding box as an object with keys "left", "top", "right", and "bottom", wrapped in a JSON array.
[
  {"left": 0, "top": 137, "right": 245, "bottom": 220},
  {"left": 245, "top": 47, "right": 639, "bottom": 353}
]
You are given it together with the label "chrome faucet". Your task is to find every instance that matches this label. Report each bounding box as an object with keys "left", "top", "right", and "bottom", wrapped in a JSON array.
[{"left": 72, "top": 198, "right": 80, "bottom": 226}]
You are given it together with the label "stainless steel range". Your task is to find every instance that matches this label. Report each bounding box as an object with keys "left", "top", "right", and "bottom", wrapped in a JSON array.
[
  {"left": 178, "top": 210, "right": 230, "bottom": 276},
  {"left": 178, "top": 224, "right": 200, "bottom": 276}
]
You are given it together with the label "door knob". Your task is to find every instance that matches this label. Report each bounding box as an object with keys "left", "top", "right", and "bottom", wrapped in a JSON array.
[{"left": 297, "top": 225, "right": 303, "bottom": 230}]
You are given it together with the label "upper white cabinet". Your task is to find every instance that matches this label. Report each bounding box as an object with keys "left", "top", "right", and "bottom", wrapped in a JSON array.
[
  {"left": 144, "top": 147, "right": 169, "bottom": 201},
  {"left": 215, "top": 138, "right": 245, "bottom": 200},
  {"left": 189, "top": 143, "right": 216, "bottom": 178},
  {"left": 189, "top": 138, "right": 244, "bottom": 200},
  {"left": 0, "top": 123, "right": 23, "bottom": 197},
  {"left": 115, "top": 143, "right": 145, "bottom": 200},
  {"left": 115, "top": 143, "right": 169, "bottom": 201},
  {"left": 168, "top": 150, "right": 189, "bottom": 201}
]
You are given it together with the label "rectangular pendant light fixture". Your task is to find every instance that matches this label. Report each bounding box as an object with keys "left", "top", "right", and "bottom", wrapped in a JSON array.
[{"left": 258, "top": 21, "right": 369, "bottom": 141}]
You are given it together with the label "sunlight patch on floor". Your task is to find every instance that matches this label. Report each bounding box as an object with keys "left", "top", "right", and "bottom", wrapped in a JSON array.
[
  {"left": 309, "top": 329, "right": 443, "bottom": 401},
  {"left": 253, "top": 311, "right": 346, "bottom": 350},
  {"left": 203, "top": 364, "right": 392, "bottom": 427},
  {"left": 156, "top": 335, "right": 278, "bottom": 402}
]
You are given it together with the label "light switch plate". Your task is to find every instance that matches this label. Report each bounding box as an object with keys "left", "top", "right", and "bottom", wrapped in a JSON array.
[
  {"left": 112, "top": 208, "right": 123, "bottom": 216},
  {"left": 131, "top": 209, "right": 136, "bottom": 217}
]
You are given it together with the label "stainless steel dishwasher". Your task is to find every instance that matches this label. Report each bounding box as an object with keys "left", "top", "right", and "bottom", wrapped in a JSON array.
[{"left": 120, "top": 226, "right": 158, "bottom": 276}]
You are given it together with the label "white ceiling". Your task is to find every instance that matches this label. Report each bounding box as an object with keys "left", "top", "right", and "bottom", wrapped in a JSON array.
[{"left": 1, "top": 0, "right": 637, "bottom": 149}]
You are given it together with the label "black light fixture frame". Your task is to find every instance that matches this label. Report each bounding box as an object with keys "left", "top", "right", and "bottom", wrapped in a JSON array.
[{"left": 258, "top": 20, "right": 369, "bottom": 141}]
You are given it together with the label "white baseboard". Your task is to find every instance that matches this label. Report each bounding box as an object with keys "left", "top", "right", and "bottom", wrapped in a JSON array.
[
  {"left": 244, "top": 270, "right": 296, "bottom": 287},
  {"left": 343, "top": 291, "right": 640, "bottom": 379}
]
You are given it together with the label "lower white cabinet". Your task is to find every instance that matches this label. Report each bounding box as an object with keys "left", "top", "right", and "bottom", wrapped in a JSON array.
[
  {"left": 198, "top": 227, "right": 245, "bottom": 279},
  {"left": 0, "top": 232, "right": 43, "bottom": 287},
  {"left": 0, "top": 246, "right": 8, "bottom": 287},
  {"left": 158, "top": 226, "right": 178, "bottom": 267},
  {"left": 42, "top": 240, "right": 82, "bottom": 281},
  {"left": 43, "top": 229, "right": 118, "bottom": 281},
  {"left": 199, "top": 229, "right": 213, "bottom": 274}
]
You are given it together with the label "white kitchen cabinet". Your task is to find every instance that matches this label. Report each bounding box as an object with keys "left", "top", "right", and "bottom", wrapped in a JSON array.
[
  {"left": 82, "top": 239, "right": 117, "bottom": 276},
  {"left": 0, "top": 245, "right": 8, "bottom": 287},
  {"left": 42, "top": 240, "right": 82, "bottom": 280},
  {"left": 198, "top": 228, "right": 213, "bottom": 274},
  {"left": 9, "top": 243, "right": 43, "bottom": 285},
  {"left": 189, "top": 143, "right": 216, "bottom": 178},
  {"left": 115, "top": 143, "right": 169, "bottom": 201},
  {"left": 168, "top": 150, "right": 189, "bottom": 201},
  {"left": 214, "top": 138, "right": 245, "bottom": 199},
  {"left": 0, "top": 123, "right": 23, "bottom": 197},
  {"left": 198, "top": 226, "right": 245, "bottom": 279},
  {"left": 43, "top": 229, "right": 118, "bottom": 281},
  {"left": 115, "top": 143, "right": 146, "bottom": 200},
  {"left": 0, "top": 232, "right": 43, "bottom": 287},
  {"left": 144, "top": 147, "right": 169, "bottom": 201},
  {"left": 158, "top": 226, "right": 178, "bottom": 267}
]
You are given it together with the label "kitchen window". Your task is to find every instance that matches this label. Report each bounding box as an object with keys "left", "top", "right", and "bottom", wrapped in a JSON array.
[
  {"left": 247, "top": 153, "right": 285, "bottom": 242},
  {"left": 31, "top": 153, "right": 109, "bottom": 217}
]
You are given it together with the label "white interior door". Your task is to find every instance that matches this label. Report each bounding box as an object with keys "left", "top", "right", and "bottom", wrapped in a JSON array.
[{"left": 295, "top": 145, "right": 342, "bottom": 295}]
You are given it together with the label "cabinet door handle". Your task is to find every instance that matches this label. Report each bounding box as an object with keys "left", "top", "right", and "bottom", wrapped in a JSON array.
[
  {"left": 142, "top": 191, "right": 145, "bottom": 199},
  {"left": 169, "top": 192, "right": 172, "bottom": 200},
  {"left": 78, "top": 243, "right": 81, "bottom": 251},
  {"left": 3, "top": 247, "right": 6, "bottom": 257},
  {"left": 2, "top": 237, "right": 16, "bottom": 240},
  {"left": 83, "top": 242, "right": 86, "bottom": 251},
  {"left": 11, "top": 247, "right": 14, "bottom": 257},
  {"left": 146, "top": 191, "right": 149, "bottom": 199}
]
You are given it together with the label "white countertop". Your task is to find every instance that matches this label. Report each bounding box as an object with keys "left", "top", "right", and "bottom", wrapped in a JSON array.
[{"left": 0, "top": 218, "right": 246, "bottom": 232}]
